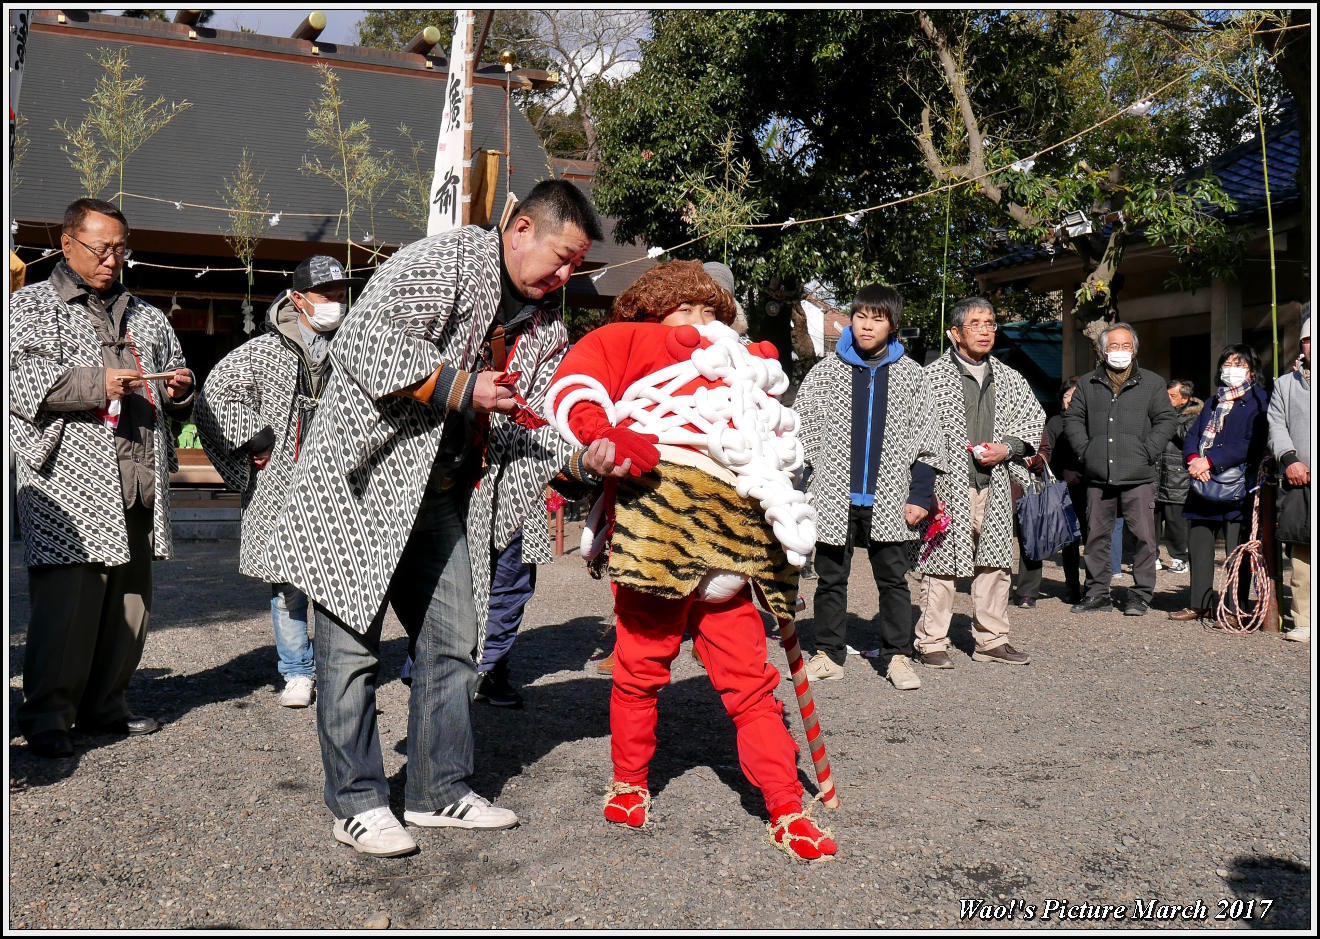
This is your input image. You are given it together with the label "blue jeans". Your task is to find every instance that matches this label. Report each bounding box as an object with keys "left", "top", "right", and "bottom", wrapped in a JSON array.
[
  {"left": 271, "top": 583, "right": 313, "bottom": 680},
  {"left": 478, "top": 530, "right": 537, "bottom": 673},
  {"left": 313, "top": 489, "right": 478, "bottom": 819}
]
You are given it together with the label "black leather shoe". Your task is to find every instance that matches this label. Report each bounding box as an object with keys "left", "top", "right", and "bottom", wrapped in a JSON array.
[
  {"left": 1071, "top": 594, "right": 1114, "bottom": 613},
  {"left": 474, "top": 669, "right": 523, "bottom": 709},
  {"left": 1123, "top": 599, "right": 1150, "bottom": 617},
  {"left": 1012, "top": 595, "right": 1036, "bottom": 609},
  {"left": 28, "top": 729, "right": 75, "bottom": 758},
  {"left": 80, "top": 715, "right": 161, "bottom": 736}
]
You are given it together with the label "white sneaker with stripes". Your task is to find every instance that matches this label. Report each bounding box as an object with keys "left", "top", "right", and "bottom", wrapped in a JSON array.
[
  {"left": 333, "top": 806, "right": 417, "bottom": 857},
  {"left": 404, "top": 791, "right": 519, "bottom": 830}
]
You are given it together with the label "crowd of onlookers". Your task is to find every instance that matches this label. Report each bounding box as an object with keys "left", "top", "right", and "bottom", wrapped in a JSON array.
[
  {"left": 1010, "top": 316, "right": 1310, "bottom": 640},
  {"left": 802, "top": 296, "right": 1311, "bottom": 690}
]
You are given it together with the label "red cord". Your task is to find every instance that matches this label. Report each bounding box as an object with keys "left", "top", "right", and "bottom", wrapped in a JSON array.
[{"left": 1212, "top": 462, "right": 1276, "bottom": 634}]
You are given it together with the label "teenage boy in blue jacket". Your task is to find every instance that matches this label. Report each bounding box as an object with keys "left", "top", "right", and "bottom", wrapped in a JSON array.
[{"left": 795, "top": 285, "right": 943, "bottom": 689}]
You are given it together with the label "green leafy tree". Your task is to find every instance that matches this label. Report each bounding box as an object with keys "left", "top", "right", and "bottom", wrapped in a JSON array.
[
  {"left": 54, "top": 46, "right": 192, "bottom": 204},
  {"left": 301, "top": 64, "right": 394, "bottom": 272},
  {"left": 913, "top": 10, "right": 1289, "bottom": 344},
  {"left": 592, "top": 10, "right": 1296, "bottom": 364},
  {"left": 592, "top": 10, "right": 1018, "bottom": 360}
]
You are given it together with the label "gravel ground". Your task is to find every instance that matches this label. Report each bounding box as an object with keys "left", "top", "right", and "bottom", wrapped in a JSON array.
[{"left": 7, "top": 532, "right": 1314, "bottom": 930}]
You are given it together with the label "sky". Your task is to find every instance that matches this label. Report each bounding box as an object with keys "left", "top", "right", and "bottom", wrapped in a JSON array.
[{"left": 105, "top": 8, "right": 368, "bottom": 45}]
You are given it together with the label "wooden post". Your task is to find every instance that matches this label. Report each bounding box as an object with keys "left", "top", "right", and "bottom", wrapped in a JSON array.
[
  {"left": 1258, "top": 480, "right": 1281, "bottom": 632},
  {"left": 459, "top": 11, "right": 476, "bottom": 226}
]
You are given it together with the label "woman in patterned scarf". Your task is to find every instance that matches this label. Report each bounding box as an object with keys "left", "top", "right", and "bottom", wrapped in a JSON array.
[{"left": 1171, "top": 344, "right": 1271, "bottom": 621}]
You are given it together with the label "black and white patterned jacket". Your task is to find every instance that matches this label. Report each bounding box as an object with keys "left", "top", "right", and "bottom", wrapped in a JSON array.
[
  {"left": 9, "top": 280, "right": 186, "bottom": 567},
  {"left": 263, "top": 226, "right": 577, "bottom": 654},
  {"left": 918, "top": 350, "right": 1043, "bottom": 576},
  {"left": 194, "top": 300, "right": 330, "bottom": 583},
  {"left": 796, "top": 351, "right": 945, "bottom": 545}
]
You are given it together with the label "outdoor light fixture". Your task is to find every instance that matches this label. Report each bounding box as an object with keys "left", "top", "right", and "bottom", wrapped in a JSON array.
[
  {"left": 499, "top": 48, "right": 516, "bottom": 72},
  {"left": 1061, "top": 210, "right": 1092, "bottom": 239}
]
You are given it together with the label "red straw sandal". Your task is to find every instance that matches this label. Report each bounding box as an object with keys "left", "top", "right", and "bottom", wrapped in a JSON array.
[
  {"left": 603, "top": 781, "right": 651, "bottom": 829},
  {"left": 768, "top": 803, "right": 838, "bottom": 861}
]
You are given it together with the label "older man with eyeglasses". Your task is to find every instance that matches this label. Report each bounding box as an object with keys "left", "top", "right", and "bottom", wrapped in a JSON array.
[
  {"left": 914, "top": 297, "right": 1044, "bottom": 668},
  {"left": 1064, "top": 322, "right": 1177, "bottom": 617},
  {"left": 10, "top": 197, "right": 195, "bottom": 759}
]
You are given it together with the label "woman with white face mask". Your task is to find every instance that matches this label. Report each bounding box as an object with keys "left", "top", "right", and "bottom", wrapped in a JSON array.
[{"left": 1170, "top": 344, "right": 1271, "bottom": 623}]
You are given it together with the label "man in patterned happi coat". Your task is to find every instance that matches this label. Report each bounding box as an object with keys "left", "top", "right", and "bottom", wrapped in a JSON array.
[
  {"left": 915, "top": 297, "right": 1044, "bottom": 669},
  {"left": 265, "top": 181, "right": 624, "bottom": 857},
  {"left": 10, "top": 198, "right": 195, "bottom": 759},
  {"left": 795, "top": 284, "right": 944, "bottom": 691},
  {"left": 195, "top": 256, "right": 361, "bottom": 710}
]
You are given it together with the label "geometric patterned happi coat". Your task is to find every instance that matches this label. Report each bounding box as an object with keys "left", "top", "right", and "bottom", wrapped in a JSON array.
[
  {"left": 9, "top": 280, "right": 187, "bottom": 568},
  {"left": 465, "top": 305, "right": 578, "bottom": 656},
  {"left": 795, "top": 349, "right": 946, "bottom": 547},
  {"left": 264, "top": 225, "right": 506, "bottom": 631},
  {"left": 917, "top": 350, "right": 1044, "bottom": 578},
  {"left": 193, "top": 323, "right": 326, "bottom": 582}
]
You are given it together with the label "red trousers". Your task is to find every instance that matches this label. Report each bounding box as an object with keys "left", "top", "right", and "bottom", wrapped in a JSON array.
[{"left": 610, "top": 584, "right": 804, "bottom": 813}]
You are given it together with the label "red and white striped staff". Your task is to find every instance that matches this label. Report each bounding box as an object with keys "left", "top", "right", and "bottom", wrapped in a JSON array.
[{"left": 756, "top": 584, "right": 840, "bottom": 809}]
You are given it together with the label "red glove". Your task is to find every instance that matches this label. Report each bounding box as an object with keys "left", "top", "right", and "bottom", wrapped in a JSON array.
[{"left": 599, "top": 426, "right": 660, "bottom": 476}]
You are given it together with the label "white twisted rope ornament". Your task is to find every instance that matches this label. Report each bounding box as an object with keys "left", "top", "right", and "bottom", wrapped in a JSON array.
[{"left": 545, "top": 321, "right": 816, "bottom": 566}]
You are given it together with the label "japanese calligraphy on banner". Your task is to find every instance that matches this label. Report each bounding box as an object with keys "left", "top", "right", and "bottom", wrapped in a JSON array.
[
  {"left": 427, "top": 9, "right": 473, "bottom": 236},
  {"left": 9, "top": 10, "right": 31, "bottom": 160}
]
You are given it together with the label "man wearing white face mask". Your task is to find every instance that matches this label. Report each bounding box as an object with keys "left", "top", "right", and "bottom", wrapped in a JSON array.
[
  {"left": 1064, "top": 322, "right": 1177, "bottom": 616},
  {"left": 195, "top": 255, "right": 362, "bottom": 707}
]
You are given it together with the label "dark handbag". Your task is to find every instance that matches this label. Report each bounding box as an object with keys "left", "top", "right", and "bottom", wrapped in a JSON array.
[
  {"left": 1015, "top": 465, "right": 1083, "bottom": 561},
  {"left": 1277, "top": 482, "right": 1310, "bottom": 544},
  {"left": 1191, "top": 464, "right": 1247, "bottom": 503}
]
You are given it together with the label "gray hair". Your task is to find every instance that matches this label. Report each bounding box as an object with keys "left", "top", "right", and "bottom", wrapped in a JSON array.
[
  {"left": 1098, "top": 322, "right": 1139, "bottom": 354},
  {"left": 950, "top": 296, "right": 994, "bottom": 330}
]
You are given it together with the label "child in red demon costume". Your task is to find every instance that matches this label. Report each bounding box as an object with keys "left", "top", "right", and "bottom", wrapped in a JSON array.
[{"left": 545, "top": 261, "right": 836, "bottom": 861}]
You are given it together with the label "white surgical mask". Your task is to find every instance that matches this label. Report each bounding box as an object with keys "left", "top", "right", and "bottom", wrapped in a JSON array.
[
  {"left": 307, "top": 301, "right": 346, "bottom": 331},
  {"left": 1220, "top": 366, "right": 1249, "bottom": 387},
  {"left": 1105, "top": 350, "right": 1133, "bottom": 370}
]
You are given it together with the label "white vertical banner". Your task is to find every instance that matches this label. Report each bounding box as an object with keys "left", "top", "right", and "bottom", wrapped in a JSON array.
[
  {"left": 9, "top": 9, "right": 31, "bottom": 253},
  {"left": 8, "top": 9, "right": 31, "bottom": 164},
  {"left": 427, "top": 9, "right": 474, "bottom": 236}
]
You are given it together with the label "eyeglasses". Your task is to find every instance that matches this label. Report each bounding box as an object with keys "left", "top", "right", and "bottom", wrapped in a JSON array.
[
  {"left": 68, "top": 233, "right": 132, "bottom": 263},
  {"left": 957, "top": 321, "right": 998, "bottom": 334}
]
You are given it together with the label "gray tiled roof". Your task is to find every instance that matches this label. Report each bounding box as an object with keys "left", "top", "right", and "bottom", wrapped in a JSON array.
[{"left": 11, "top": 21, "right": 644, "bottom": 302}]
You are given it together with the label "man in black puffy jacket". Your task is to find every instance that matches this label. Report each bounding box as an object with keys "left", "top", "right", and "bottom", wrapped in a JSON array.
[
  {"left": 1063, "top": 323, "right": 1177, "bottom": 616},
  {"left": 1154, "top": 380, "right": 1203, "bottom": 575}
]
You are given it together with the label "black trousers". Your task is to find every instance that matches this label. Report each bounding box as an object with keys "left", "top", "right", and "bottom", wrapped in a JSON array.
[
  {"left": 1156, "top": 501, "right": 1189, "bottom": 562},
  {"left": 1188, "top": 519, "right": 1248, "bottom": 611},
  {"left": 811, "top": 504, "right": 915, "bottom": 670},
  {"left": 1083, "top": 482, "right": 1159, "bottom": 603}
]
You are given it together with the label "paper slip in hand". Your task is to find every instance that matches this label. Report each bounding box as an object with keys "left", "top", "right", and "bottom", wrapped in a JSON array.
[{"left": 140, "top": 371, "right": 181, "bottom": 381}]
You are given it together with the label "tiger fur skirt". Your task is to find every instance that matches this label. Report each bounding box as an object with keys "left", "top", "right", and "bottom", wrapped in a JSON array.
[{"left": 607, "top": 460, "right": 800, "bottom": 622}]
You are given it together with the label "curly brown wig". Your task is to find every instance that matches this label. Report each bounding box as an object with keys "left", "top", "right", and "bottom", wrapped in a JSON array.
[{"left": 610, "top": 260, "right": 737, "bottom": 325}]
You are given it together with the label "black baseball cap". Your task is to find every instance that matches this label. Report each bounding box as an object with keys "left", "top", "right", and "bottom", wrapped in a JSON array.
[{"left": 291, "top": 255, "right": 364, "bottom": 294}]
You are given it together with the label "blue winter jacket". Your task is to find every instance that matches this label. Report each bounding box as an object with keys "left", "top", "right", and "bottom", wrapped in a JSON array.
[
  {"left": 837, "top": 328, "right": 934, "bottom": 508},
  {"left": 1182, "top": 384, "right": 1270, "bottom": 523}
]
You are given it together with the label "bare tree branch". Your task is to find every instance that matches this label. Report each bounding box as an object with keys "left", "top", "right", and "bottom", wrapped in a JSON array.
[
  {"left": 529, "top": 10, "right": 648, "bottom": 160},
  {"left": 916, "top": 12, "right": 1040, "bottom": 228}
]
